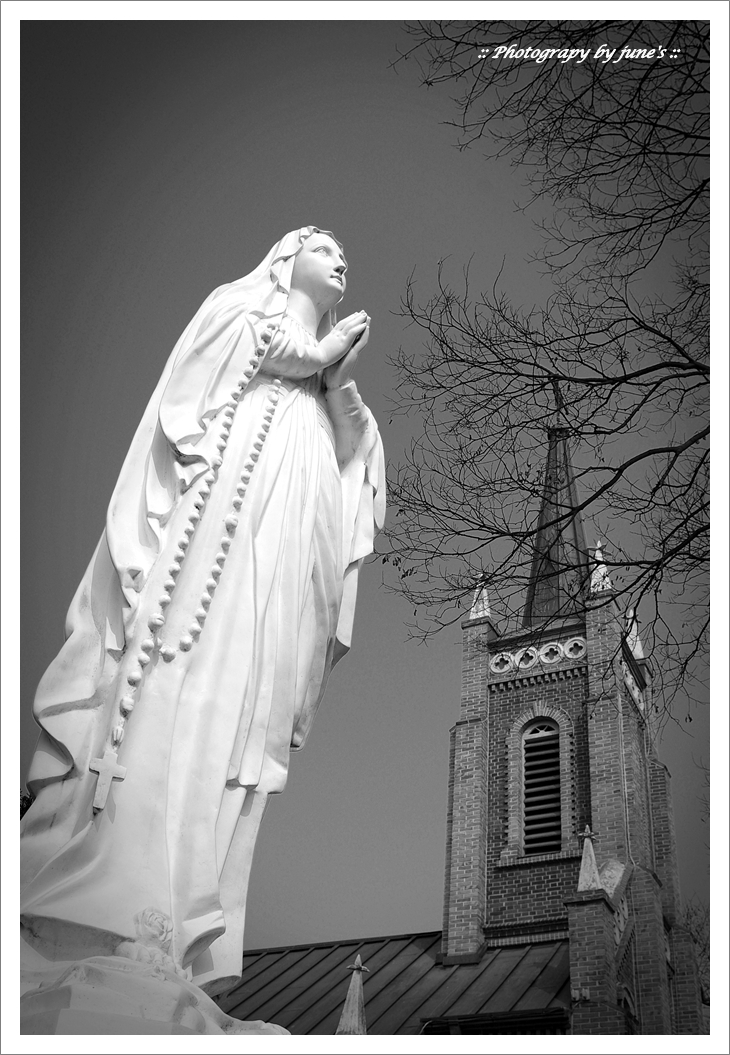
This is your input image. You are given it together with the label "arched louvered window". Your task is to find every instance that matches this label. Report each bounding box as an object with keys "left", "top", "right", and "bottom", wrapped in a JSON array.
[{"left": 522, "top": 719, "right": 561, "bottom": 854}]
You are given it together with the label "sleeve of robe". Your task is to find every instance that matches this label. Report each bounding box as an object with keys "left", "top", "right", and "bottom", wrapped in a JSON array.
[
  {"left": 324, "top": 380, "right": 386, "bottom": 658},
  {"left": 259, "top": 324, "right": 386, "bottom": 661}
]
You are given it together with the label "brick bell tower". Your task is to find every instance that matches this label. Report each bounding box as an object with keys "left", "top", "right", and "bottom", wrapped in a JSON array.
[{"left": 441, "top": 423, "right": 706, "bottom": 1034}]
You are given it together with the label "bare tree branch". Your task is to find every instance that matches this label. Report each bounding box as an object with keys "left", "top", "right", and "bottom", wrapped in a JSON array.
[{"left": 385, "top": 20, "right": 709, "bottom": 717}]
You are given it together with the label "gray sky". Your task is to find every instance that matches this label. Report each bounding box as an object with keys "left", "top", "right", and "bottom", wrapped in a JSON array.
[{"left": 17, "top": 19, "right": 710, "bottom": 952}]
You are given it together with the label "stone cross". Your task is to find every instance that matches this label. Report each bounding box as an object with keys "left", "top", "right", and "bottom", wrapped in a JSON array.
[{"left": 89, "top": 748, "right": 127, "bottom": 811}]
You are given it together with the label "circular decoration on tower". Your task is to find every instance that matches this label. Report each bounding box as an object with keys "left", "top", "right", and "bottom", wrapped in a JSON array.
[
  {"left": 490, "top": 652, "right": 513, "bottom": 674},
  {"left": 539, "top": 642, "right": 563, "bottom": 664},
  {"left": 514, "top": 647, "right": 539, "bottom": 670},
  {"left": 565, "top": 637, "right": 587, "bottom": 660}
]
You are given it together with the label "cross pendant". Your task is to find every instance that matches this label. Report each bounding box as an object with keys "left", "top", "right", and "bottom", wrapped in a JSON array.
[{"left": 89, "top": 747, "right": 127, "bottom": 811}]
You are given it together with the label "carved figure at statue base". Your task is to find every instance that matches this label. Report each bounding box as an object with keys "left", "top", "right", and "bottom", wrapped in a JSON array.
[
  {"left": 20, "top": 227, "right": 385, "bottom": 1034},
  {"left": 21, "top": 910, "right": 290, "bottom": 1035}
]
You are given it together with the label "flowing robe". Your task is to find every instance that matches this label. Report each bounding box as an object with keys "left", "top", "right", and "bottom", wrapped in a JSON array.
[{"left": 21, "top": 313, "right": 385, "bottom": 990}]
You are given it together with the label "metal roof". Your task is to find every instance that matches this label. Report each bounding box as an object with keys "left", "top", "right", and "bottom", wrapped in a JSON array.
[{"left": 219, "top": 932, "right": 571, "bottom": 1035}]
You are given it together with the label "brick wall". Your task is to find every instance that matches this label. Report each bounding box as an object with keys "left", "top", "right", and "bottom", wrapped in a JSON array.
[
  {"left": 442, "top": 717, "right": 488, "bottom": 957},
  {"left": 648, "top": 756, "right": 680, "bottom": 921},
  {"left": 647, "top": 739, "right": 705, "bottom": 1032},
  {"left": 630, "top": 867, "right": 673, "bottom": 1032},
  {"left": 670, "top": 926, "right": 707, "bottom": 1034},
  {"left": 441, "top": 598, "right": 705, "bottom": 1032},
  {"left": 566, "top": 890, "right": 625, "bottom": 1034},
  {"left": 444, "top": 616, "right": 592, "bottom": 955},
  {"left": 485, "top": 662, "right": 589, "bottom": 933},
  {"left": 585, "top": 597, "right": 629, "bottom": 863}
]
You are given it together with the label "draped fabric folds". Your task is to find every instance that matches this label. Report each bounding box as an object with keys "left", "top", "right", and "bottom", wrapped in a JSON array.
[{"left": 20, "top": 228, "right": 385, "bottom": 991}]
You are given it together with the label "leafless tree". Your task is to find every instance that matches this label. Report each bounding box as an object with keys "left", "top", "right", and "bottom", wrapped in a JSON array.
[{"left": 386, "top": 21, "right": 709, "bottom": 715}]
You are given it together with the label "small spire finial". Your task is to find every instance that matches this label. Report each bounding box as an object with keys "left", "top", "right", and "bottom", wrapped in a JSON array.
[
  {"left": 590, "top": 539, "right": 613, "bottom": 596},
  {"left": 470, "top": 583, "right": 491, "bottom": 620},
  {"left": 577, "top": 826, "right": 603, "bottom": 892},
  {"left": 335, "top": 954, "right": 368, "bottom": 1035}
]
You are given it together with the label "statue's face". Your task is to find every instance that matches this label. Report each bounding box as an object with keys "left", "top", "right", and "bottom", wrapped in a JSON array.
[{"left": 291, "top": 233, "right": 347, "bottom": 306}]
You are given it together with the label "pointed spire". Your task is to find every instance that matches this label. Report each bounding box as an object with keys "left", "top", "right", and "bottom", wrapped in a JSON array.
[
  {"left": 590, "top": 539, "right": 614, "bottom": 596},
  {"left": 470, "top": 583, "right": 491, "bottom": 620},
  {"left": 577, "top": 827, "right": 603, "bottom": 892},
  {"left": 625, "top": 608, "right": 645, "bottom": 660},
  {"left": 334, "top": 954, "right": 369, "bottom": 1035},
  {"left": 522, "top": 425, "right": 590, "bottom": 627}
]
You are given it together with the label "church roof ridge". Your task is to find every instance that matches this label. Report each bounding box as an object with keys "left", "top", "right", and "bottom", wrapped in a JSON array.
[{"left": 242, "top": 929, "right": 443, "bottom": 957}]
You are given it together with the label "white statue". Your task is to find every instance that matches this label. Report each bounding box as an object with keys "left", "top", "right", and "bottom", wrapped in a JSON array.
[{"left": 21, "top": 228, "right": 385, "bottom": 1018}]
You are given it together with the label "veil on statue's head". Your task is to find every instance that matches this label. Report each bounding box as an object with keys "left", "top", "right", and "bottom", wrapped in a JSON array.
[
  {"left": 104, "top": 227, "right": 346, "bottom": 643},
  {"left": 219, "top": 226, "right": 343, "bottom": 341},
  {"left": 157, "top": 226, "right": 343, "bottom": 461}
]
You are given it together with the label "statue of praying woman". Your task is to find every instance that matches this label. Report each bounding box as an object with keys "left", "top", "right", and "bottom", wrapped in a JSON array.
[{"left": 21, "top": 227, "right": 386, "bottom": 998}]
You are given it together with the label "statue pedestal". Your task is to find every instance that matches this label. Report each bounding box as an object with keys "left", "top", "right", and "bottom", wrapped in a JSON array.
[
  {"left": 22, "top": 1008, "right": 201, "bottom": 1034},
  {"left": 20, "top": 955, "right": 289, "bottom": 1036}
]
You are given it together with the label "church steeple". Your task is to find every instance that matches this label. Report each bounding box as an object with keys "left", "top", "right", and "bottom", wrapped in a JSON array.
[
  {"left": 442, "top": 397, "right": 705, "bottom": 1031},
  {"left": 522, "top": 425, "right": 589, "bottom": 628}
]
